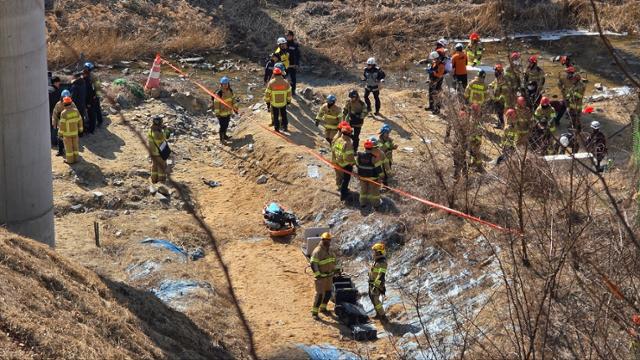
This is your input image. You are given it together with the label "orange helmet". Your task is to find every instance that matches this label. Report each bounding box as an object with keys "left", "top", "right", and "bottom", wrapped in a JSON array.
[
  {"left": 566, "top": 66, "right": 576, "bottom": 74},
  {"left": 517, "top": 96, "right": 526, "bottom": 106},
  {"left": 540, "top": 97, "right": 551, "bottom": 106},
  {"left": 273, "top": 67, "right": 282, "bottom": 75},
  {"left": 471, "top": 103, "right": 480, "bottom": 112},
  {"left": 505, "top": 108, "right": 516, "bottom": 118},
  {"left": 494, "top": 63, "right": 504, "bottom": 72},
  {"left": 363, "top": 139, "right": 374, "bottom": 149},
  {"left": 529, "top": 55, "right": 538, "bottom": 64},
  {"left": 470, "top": 32, "right": 480, "bottom": 41},
  {"left": 63, "top": 96, "right": 73, "bottom": 104}
]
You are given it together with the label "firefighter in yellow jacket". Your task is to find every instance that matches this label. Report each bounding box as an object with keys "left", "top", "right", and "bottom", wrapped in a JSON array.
[
  {"left": 369, "top": 242, "right": 388, "bottom": 320},
  {"left": 212, "top": 76, "right": 238, "bottom": 142},
  {"left": 316, "top": 94, "right": 342, "bottom": 144},
  {"left": 148, "top": 116, "right": 171, "bottom": 183},
  {"left": 464, "top": 70, "right": 488, "bottom": 106},
  {"left": 57, "top": 96, "right": 83, "bottom": 164},
  {"left": 379, "top": 124, "right": 398, "bottom": 176},
  {"left": 264, "top": 67, "right": 292, "bottom": 133},
  {"left": 369, "top": 137, "right": 390, "bottom": 187},
  {"left": 331, "top": 122, "right": 356, "bottom": 201},
  {"left": 310, "top": 232, "right": 337, "bottom": 319}
]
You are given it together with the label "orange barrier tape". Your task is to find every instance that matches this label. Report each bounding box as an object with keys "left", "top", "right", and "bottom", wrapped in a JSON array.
[
  {"left": 158, "top": 55, "right": 515, "bottom": 234},
  {"left": 160, "top": 57, "right": 237, "bottom": 112}
]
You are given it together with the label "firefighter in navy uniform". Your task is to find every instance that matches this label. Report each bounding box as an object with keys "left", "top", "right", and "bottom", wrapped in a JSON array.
[
  {"left": 363, "top": 57, "right": 386, "bottom": 115},
  {"left": 356, "top": 140, "right": 382, "bottom": 208},
  {"left": 343, "top": 89, "right": 368, "bottom": 150}
]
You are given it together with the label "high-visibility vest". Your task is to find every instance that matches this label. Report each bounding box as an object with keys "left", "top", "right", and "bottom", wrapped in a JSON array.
[
  {"left": 275, "top": 47, "right": 290, "bottom": 69},
  {"left": 465, "top": 42, "right": 483, "bottom": 64},
  {"left": 332, "top": 138, "right": 355, "bottom": 167},
  {"left": 59, "top": 108, "right": 82, "bottom": 136},
  {"left": 265, "top": 77, "right": 291, "bottom": 108},
  {"left": 148, "top": 127, "right": 167, "bottom": 157},
  {"left": 214, "top": 89, "right": 235, "bottom": 117},
  {"left": 466, "top": 80, "right": 487, "bottom": 105},
  {"left": 317, "top": 104, "right": 342, "bottom": 129},
  {"left": 368, "top": 258, "right": 387, "bottom": 289}
]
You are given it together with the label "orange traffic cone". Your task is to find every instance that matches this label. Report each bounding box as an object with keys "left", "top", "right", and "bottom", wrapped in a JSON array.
[{"left": 145, "top": 55, "right": 162, "bottom": 90}]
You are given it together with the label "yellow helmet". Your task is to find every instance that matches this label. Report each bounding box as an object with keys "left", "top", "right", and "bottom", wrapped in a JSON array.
[
  {"left": 372, "top": 242, "right": 385, "bottom": 254},
  {"left": 320, "top": 232, "right": 332, "bottom": 241}
]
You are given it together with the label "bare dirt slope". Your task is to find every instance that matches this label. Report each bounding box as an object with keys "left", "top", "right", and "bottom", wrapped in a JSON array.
[{"left": 0, "top": 229, "right": 241, "bottom": 360}]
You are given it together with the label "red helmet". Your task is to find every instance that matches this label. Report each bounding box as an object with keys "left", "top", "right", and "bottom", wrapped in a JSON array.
[
  {"left": 529, "top": 55, "right": 538, "bottom": 64},
  {"left": 517, "top": 96, "right": 526, "bottom": 106},
  {"left": 505, "top": 108, "right": 516, "bottom": 118},
  {"left": 273, "top": 67, "right": 282, "bottom": 75},
  {"left": 337, "top": 121, "right": 348, "bottom": 130},
  {"left": 494, "top": 63, "right": 504, "bottom": 72},
  {"left": 510, "top": 52, "right": 521, "bottom": 61},
  {"left": 540, "top": 97, "right": 550, "bottom": 106},
  {"left": 471, "top": 103, "right": 480, "bottom": 112},
  {"left": 633, "top": 314, "right": 640, "bottom": 326},
  {"left": 470, "top": 32, "right": 480, "bottom": 41},
  {"left": 363, "top": 139, "right": 374, "bottom": 150},
  {"left": 341, "top": 124, "right": 353, "bottom": 134},
  {"left": 458, "top": 110, "right": 467, "bottom": 118},
  {"left": 566, "top": 66, "right": 576, "bottom": 74}
]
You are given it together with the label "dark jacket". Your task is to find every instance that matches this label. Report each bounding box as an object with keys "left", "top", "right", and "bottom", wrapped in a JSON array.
[
  {"left": 287, "top": 40, "right": 301, "bottom": 66},
  {"left": 70, "top": 77, "right": 87, "bottom": 112},
  {"left": 586, "top": 130, "right": 607, "bottom": 159},
  {"left": 264, "top": 60, "right": 276, "bottom": 84},
  {"left": 48, "top": 84, "right": 62, "bottom": 116},
  {"left": 363, "top": 66, "right": 386, "bottom": 90},
  {"left": 83, "top": 75, "right": 97, "bottom": 103}
]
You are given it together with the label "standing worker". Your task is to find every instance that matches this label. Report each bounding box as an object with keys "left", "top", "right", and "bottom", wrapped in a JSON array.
[
  {"left": 363, "top": 57, "right": 386, "bottom": 115},
  {"left": 274, "top": 37, "right": 290, "bottom": 77},
  {"left": 496, "top": 108, "right": 518, "bottom": 164},
  {"left": 70, "top": 72, "right": 88, "bottom": 132},
  {"left": 451, "top": 43, "right": 469, "bottom": 94},
  {"left": 356, "top": 140, "right": 382, "bottom": 209},
  {"left": 343, "top": 89, "right": 368, "bottom": 150},
  {"left": 310, "top": 232, "right": 337, "bottom": 319},
  {"left": 586, "top": 121, "right": 607, "bottom": 172},
  {"left": 48, "top": 76, "right": 62, "bottom": 150},
  {"left": 465, "top": 32, "right": 484, "bottom": 66},
  {"left": 264, "top": 53, "right": 280, "bottom": 85},
  {"left": 505, "top": 52, "right": 524, "bottom": 100},
  {"left": 265, "top": 67, "right": 292, "bottom": 133},
  {"left": 490, "top": 64, "right": 511, "bottom": 129},
  {"left": 286, "top": 31, "right": 301, "bottom": 95},
  {"left": 369, "top": 137, "right": 389, "bottom": 186},
  {"left": 83, "top": 62, "right": 104, "bottom": 131},
  {"left": 316, "top": 94, "right": 342, "bottom": 144},
  {"left": 368, "top": 243, "right": 388, "bottom": 320},
  {"left": 426, "top": 51, "right": 445, "bottom": 115},
  {"left": 148, "top": 116, "right": 171, "bottom": 184},
  {"left": 524, "top": 56, "right": 545, "bottom": 99},
  {"left": 213, "top": 76, "right": 238, "bottom": 143},
  {"left": 534, "top": 97, "right": 557, "bottom": 133},
  {"left": 51, "top": 89, "right": 72, "bottom": 157},
  {"left": 563, "top": 66, "right": 586, "bottom": 132},
  {"left": 467, "top": 104, "right": 485, "bottom": 173},
  {"left": 331, "top": 122, "right": 356, "bottom": 201},
  {"left": 515, "top": 96, "right": 533, "bottom": 146},
  {"left": 379, "top": 124, "right": 398, "bottom": 175},
  {"left": 464, "top": 70, "right": 488, "bottom": 107},
  {"left": 57, "top": 96, "right": 83, "bottom": 164}
]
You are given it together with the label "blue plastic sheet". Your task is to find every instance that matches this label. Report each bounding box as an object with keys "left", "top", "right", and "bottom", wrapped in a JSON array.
[
  {"left": 297, "top": 344, "right": 360, "bottom": 360},
  {"left": 141, "top": 238, "right": 204, "bottom": 261},
  {"left": 266, "top": 202, "right": 282, "bottom": 214},
  {"left": 152, "top": 279, "right": 213, "bottom": 305}
]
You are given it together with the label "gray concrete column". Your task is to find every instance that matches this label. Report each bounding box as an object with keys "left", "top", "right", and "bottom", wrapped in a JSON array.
[{"left": 0, "top": 0, "right": 55, "bottom": 247}]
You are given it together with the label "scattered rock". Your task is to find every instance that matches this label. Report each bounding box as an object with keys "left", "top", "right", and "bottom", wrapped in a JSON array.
[
  {"left": 135, "top": 169, "right": 150, "bottom": 178},
  {"left": 594, "top": 82, "right": 604, "bottom": 91},
  {"left": 247, "top": 144, "right": 254, "bottom": 152},
  {"left": 154, "top": 192, "right": 169, "bottom": 203},
  {"left": 148, "top": 185, "right": 158, "bottom": 195},
  {"left": 115, "top": 93, "right": 130, "bottom": 108},
  {"left": 122, "top": 68, "right": 130, "bottom": 75},
  {"left": 92, "top": 191, "right": 104, "bottom": 200},
  {"left": 203, "top": 179, "right": 221, "bottom": 188},
  {"left": 70, "top": 204, "right": 84, "bottom": 213},
  {"left": 112, "top": 178, "right": 124, "bottom": 187},
  {"left": 256, "top": 175, "right": 269, "bottom": 184},
  {"left": 179, "top": 57, "right": 205, "bottom": 64},
  {"left": 157, "top": 186, "right": 170, "bottom": 197},
  {"left": 302, "top": 87, "right": 315, "bottom": 101}
]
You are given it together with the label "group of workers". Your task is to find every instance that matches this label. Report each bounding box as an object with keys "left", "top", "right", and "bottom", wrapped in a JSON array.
[
  {"left": 48, "top": 62, "right": 103, "bottom": 164},
  {"left": 310, "top": 232, "right": 388, "bottom": 321},
  {"left": 425, "top": 33, "right": 608, "bottom": 174}
]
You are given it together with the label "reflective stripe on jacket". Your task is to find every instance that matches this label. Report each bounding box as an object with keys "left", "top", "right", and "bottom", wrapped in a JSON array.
[
  {"left": 214, "top": 89, "right": 235, "bottom": 117},
  {"left": 59, "top": 107, "right": 82, "bottom": 136},
  {"left": 356, "top": 152, "right": 380, "bottom": 179},
  {"left": 316, "top": 103, "right": 342, "bottom": 129},
  {"left": 465, "top": 78, "right": 487, "bottom": 105},
  {"left": 310, "top": 244, "right": 336, "bottom": 278},
  {"left": 332, "top": 137, "right": 355, "bottom": 167},
  {"left": 264, "top": 76, "right": 292, "bottom": 108}
]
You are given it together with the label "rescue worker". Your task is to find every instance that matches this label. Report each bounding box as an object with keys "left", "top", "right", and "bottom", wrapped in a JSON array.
[
  {"left": 452, "top": 110, "right": 471, "bottom": 179},
  {"left": 435, "top": 38, "right": 448, "bottom": 52},
  {"left": 52, "top": 89, "right": 73, "bottom": 157},
  {"left": 48, "top": 76, "right": 63, "bottom": 154},
  {"left": 563, "top": 66, "right": 586, "bottom": 132},
  {"left": 343, "top": 89, "right": 368, "bottom": 150},
  {"left": 274, "top": 62, "right": 287, "bottom": 77},
  {"left": 274, "top": 37, "right": 290, "bottom": 75},
  {"left": 316, "top": 94, "right": 342, "bottom": 144},
  {"left": 83, "top": 62, "right": 103, "bottom": 132},
  {"left": 363, "top": 58, "right": 386, "bottom": 115},
  {"left": 57, "top": 96, "right": 83, "bottom": 164},
  {"left": 148, "top": 116, "right": 171, "bottom": 183},
  {"left": 554, "top": 129, "right": 579, "bottom": 155},
  {"left": 286, "top": 31, "right": 301, "bottom": 95},
  {"left": 586, "top": 121, "right": 607, "bottom": 172},
  {"left": 514, "top": 96, "right": 533, "bottom": 146},
  {"left": 356, "top": 140, "right": 382, "bottom": 208},
  {"left": 529, "top": 116, "right": 553, "bottom": 155},
  {"left": 264, "top": 67, "right": 292, "bottom": 133},
  {"left": 534, "top": 97, "right": 557, "bottom": 133},
  {"left": 464, "top": 70, "right": 488, "bottom": 107},
  {"left": 468, "top": 104, "right": 485, "bottom": 173},
  {"left": 331, "top": 122, "right": 356, "bottom": 201},
  {"left": 264, "top": 52, "right": 280, "bottom": 85},
  {"left": 310, "top": 232, "right": 337, "bottom": 319},
  {"left": 489, "top": 63, "right": 511, "bottom": 129},
  {"left": 465, "top": 32, "right": 484, "bottom": 66},
  {"left": 497, "top": 108, "right": 518, "bottom": 164},
  {"left": 451, "top": 43, "right": 469, "bottom": 94},
  {"left": 379, "top": 124, "right": 398, "bottom": 173},
  {"left": 426, "top": 51, "right": 445, "bottom": 115},
  {"left": 524, "top": 56, "right": 545, "bottom": 97},
  {"left": 525, "top": 81, "right": 541, "bottom": 110},
  {"left": 368, "top": 242, "right": 388, "bottom": 320},
  {"left": 369, "top": 137, "right": 389, "bottom": 186},
  {"left": 505, "top": 52, "right": 524, "bottom": 100},
  {"left": 213, "top": 76, "right": 238, "bottom": 142},
  {"left": 553, "top": 55, "right": 577, "bottom": 126},
  {"left": 70, "top": 72, "right": 88, "bottom": 130}
]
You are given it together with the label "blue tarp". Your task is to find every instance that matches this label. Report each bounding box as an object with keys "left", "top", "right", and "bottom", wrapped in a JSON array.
[
  {"left": 152, "top": 279, "right": 213, "bottom": 305},
  {"left": 297, "top": 345, "right": 360, "bottom": 360},
  {"left": 266, "top": 202, "right": 282, "bottom": 214},
  {"left": 141, "top": 238, "right": 204, "bottom": 260}
]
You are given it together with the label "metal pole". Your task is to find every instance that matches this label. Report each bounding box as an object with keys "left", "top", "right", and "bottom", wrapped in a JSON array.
[{"left": 0, "top": 0, "right": 55, "bottom": 247}]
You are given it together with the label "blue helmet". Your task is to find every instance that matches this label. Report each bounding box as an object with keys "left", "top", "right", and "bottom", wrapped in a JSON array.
[
  {"left": 380, "top": 124, "right": 391, "bottom": 134},
  {"left": 327, "top": 94, "right": 337, "bottom": 103},
  {"left": 61, "top": 89, "right": 71, "bottom": 98},
  {"left": 369, "top": 136, "right": 379, "bottom": 146},
  {"left": 220, "top": 76, "right": 230, "bottom": 85},
  {"left": 84, "top": 62, "right": 95, "bottom": 71},
  {"left": 274, "top": 62, "right": 286, "bottom": 72}
]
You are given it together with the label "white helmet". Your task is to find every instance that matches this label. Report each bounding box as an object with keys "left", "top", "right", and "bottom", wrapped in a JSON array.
[
  {"left": 428, "top": 51, "right": 439, "bottom": 60},
  {"left": 277, "top": 37, "right": 287, "bottom": 45},
  {"left": 437, "top": 38, "right": 448, "bottom": 46},
  {"left": 560, "top": 135, "right": 570, "bottom": 147},
  {"left": 367, "top": 57, "right": 376, "bottom": 65},
  {"left": 455, "top": 43, "right": 464, "bottom": 51},
  {"left": 591, "top": 121, "right": 601, "bottom": 130}
]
